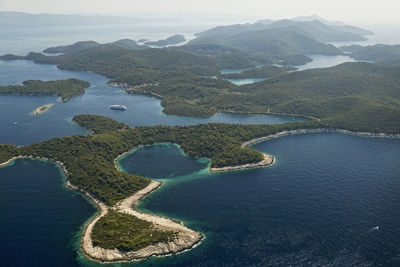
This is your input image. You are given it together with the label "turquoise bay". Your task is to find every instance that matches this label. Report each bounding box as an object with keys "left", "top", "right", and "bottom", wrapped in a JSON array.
[
  {"left": 1, "top": 45, "right": 400, "bottom": 266},
  {"left": 2, "top": 133, "right": 400, "bottom": 266}
]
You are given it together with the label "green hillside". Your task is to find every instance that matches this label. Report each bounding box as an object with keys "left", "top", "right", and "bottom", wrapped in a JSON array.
[{"left": 0, "top": 79, "right": 90, "bottom": 101}]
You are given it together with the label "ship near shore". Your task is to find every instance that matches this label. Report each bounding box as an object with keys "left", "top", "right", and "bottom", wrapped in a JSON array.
[{"left": 110, "top": 105, "right": 127, "bottom": 110}]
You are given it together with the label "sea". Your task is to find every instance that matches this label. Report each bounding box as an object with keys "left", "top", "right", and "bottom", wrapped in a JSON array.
[{"left": 1, "top": 23, "right": 400, "bottom": 266}]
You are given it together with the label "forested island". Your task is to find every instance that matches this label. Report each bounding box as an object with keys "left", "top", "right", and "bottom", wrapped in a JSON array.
[
  {"left": 1, "top": 113, "right": 399, "bottom": 262},
  {"left": 1, "top": 37, "right": 399, "bottom": 133},
  {"left": 0, "top": 79, "right": 90, "bottom": 101}
]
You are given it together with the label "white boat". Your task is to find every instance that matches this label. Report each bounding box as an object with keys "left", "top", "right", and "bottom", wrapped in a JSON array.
[{"left": 110, "top": 105, "right": 127, "bottom": 110}]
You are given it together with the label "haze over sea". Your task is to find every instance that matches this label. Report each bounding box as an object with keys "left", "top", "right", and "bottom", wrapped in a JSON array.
[{"left": 1, "top": 23, "right": 400, "bottom": 266}]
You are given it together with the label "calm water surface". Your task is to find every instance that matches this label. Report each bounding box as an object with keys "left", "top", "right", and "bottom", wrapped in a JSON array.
[
  {"left": 2, "top": 133, "right": 399, "bottom": 266},
  {"left": 1, "top": 26, "right": 400, "bottom": 267},
  {"left": 0, "top": 60, "right": 305, "bottom": 146},
  {"left": 119, "top": 134, "right": 400, "bottom": 266}
]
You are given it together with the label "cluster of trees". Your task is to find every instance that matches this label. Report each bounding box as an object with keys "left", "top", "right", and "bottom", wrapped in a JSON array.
[
  {"left": 129, "top": 62, "right": 400, "bottom": 133},
  {"left": 73, "top": 114, "right": 127, "bottom": 134},
  {"left": 341, "top": 44, "right": 400, "bottom": 65},
  {"left": 0, "top": 45, "right": 221, "bottom": 86},
  {"left": 0, "top": 144, "right": 19, "bottom": 163},
  {"left": 219, "top": 65, "right": 296, "bottom": 79},
  {"left": 0, "top": 114, "right": 321, "bottom": 205},
  {"left": 0, "top": 79, "right": 90, "bottom": 101},
  {"left": 1, "top": 114, "right": 397, "bottom": 251},
  {"left": 92, "top": 210, "right": 176, "bottom": 252},
  {"left": 2, "top": 40, "right": 400, "bottom": 133}
]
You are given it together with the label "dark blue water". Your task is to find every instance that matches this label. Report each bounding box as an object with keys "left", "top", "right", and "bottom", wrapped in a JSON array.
[
  {"left": 0, "top": 159, "right": 96, "bottom": 267},
  {"left": 2, "top": 126, "right": 400, "bottom": 266},
  {"left": 118, "top": 143, "right": 209, "bottom": 179},
  {"left": 116, "top": 133, "right": 400, "bottom": 266},
  {"left": 1, "top": 30, "right": 399, "bottom": 267},
  {"left": 0, "top": 60, "right": 304, "bottom": 146}
]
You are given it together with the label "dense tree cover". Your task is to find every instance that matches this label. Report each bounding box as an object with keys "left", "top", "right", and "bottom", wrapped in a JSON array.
[
  {"left": 172, "top": 44, "right": 261, "bottom": 69},
  {"left": 1, "top": 114, "right": 397, "bottom": 250},
  {"left": 0, "top": 114, "right": 324, "bottom": 204},
  {"left": 43, "top": 41, "right": 100, "bottom": 54},
  {"left": 1, "top": 42, "right": 399, "bottom": 133},
  {"left": 145, "top": 34, "right": 185, "bottom": 47},
  {"left": 128, "top": 62, "right": 400, "bottom": 133},
  {"left": 189, "top": 26, "right": 343, "bottom": 65},
  {"left": 219, "top": 65, "right": 296, "bottom": 79},
  {"left": 341, "top": 44, "right": 400, "bottom": 65},
  {"left": 0, "top": 79, "right": 90, "bottom": 101},
  {"left": 0, "top": 144, "right": 19, "bottom": 163},
  {"left": 0, "top": 45, "right": 221, "bottom": 86},
  {"left": 92, "top": 210, "right": 176, "bottom": 252},
  {"left": 73, "top": 114, "right": 127, "bottom": 134},
  {"left": 127, "top": 73, "right": 237, "bottom": 116}
]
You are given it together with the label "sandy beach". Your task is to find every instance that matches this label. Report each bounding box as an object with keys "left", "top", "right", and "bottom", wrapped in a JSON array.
[{"left": 32, "top": 104, "right": 53, "bottom": 115}]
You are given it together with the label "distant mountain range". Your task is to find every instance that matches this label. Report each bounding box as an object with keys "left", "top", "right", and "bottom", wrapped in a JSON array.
[
  {"left": 0, "top": 12, "right": 376, "bottom": 68},
  {"left": 196, "top": 18, "right": 372, "bottom": 43},
  {"left": 184, "top": 17, "right": 372, "bottom": 66}
]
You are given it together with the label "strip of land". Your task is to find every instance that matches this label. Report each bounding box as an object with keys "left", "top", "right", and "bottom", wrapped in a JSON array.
[
  {"left": 210, "top": 153, "right": 274, "bottom": 172},
  {"left": 0, "top": 152, "right": 203, "bottom": 263},
  {"left": 212, "top": 128, "right": 400, "bottom": 172},
  {"left": 2, "top": 114, "right": 400, "bottom": 263},
  {"left": 32, "top": 104, "right": 53, "bottom": 115},
  {"left": 81, "top": 179, "right": 203, "bottom": 263}
]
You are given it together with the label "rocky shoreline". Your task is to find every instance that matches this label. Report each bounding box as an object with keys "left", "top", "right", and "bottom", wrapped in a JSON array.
[
  {"left": 241, "top": 128, "right": 400, "bottom": 148},
  {"left": 0, "top": 153, "right": 203, "bottom": 263},
  {"left": 210, "top": 153, "right": 274, "bottom": 172},
  {"left": 1, "top": 128, "right": 398, "bottom": 262},
  {"left": 210, "top": 128, "right": 400, "bottom": 173},
  {"left": 32, "top": 104, "right": 53, "bottom": 115},
  {"left": 220, "top": 110, "right": 321, "bottom": 121}
]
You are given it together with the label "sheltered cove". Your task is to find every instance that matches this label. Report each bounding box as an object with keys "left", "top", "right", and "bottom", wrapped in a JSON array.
[
  {"left": 0, "top": 153, "right": 204, "bottom": 263},
  {"left": 1, "top": 128, "right": 399, "bottom": 263}
]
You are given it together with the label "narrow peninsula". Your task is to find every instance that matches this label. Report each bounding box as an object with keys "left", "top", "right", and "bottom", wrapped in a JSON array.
[{"left": 1, "top": 113, "right": 399, "bottom": 263}]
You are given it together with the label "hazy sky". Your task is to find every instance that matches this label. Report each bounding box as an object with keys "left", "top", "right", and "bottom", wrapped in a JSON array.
[{"left": 1, "top": 0, "right": 399, "bottom": 24}]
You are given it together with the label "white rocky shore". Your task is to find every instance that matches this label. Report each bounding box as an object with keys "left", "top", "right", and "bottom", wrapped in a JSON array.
[
  {"left": 241, "top": 128, "right": 400, "bottom": 148},
  {"left": 210, "top": 128, "right": 400, "bottom": 173},
  {"left": 80, "top": 180, "right": 203, "bottom": 263},
  {"left": 210, "top": 153, "right": 274, "bottom": 172},
  {"left": 1, "top": 128, "right": 398, "bottom": 262},
  {"left": 0, "top": 153, "right": 203, "bottom": 263}
]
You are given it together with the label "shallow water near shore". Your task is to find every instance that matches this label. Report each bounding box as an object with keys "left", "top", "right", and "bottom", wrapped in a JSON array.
[
  {"left": 117, "top": 133, "right": 400, "bottom": 266},
  {"left": 0, "top": 159, "right": 96, "bottom": 266},
  {"left": 1, "top": 132, "right": 400, "bottom": 266},
  {"left": 0, "top": 60, "right": 305, "bottom": 146},
  {"left": 1, "top": 27, "right": 400, "bottom": 266}
]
